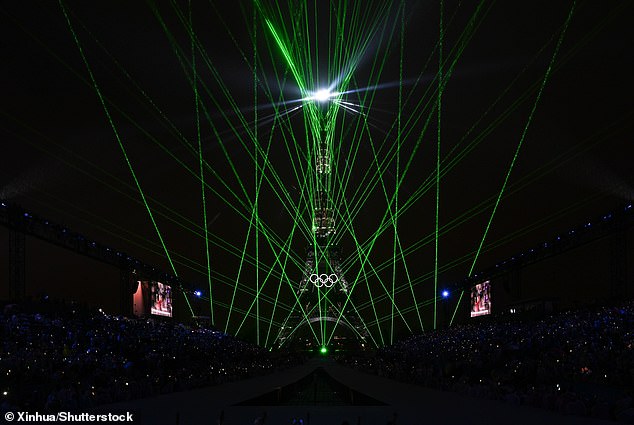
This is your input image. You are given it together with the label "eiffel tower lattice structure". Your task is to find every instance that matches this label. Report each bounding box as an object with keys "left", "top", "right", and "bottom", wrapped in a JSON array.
[{"left": 275, "top": 123, "right": 370, "bottom": 349}]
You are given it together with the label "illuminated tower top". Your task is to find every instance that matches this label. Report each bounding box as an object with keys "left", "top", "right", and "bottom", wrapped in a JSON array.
[{"left": 312, "top": 111, "right": 335, "bottom": 244}]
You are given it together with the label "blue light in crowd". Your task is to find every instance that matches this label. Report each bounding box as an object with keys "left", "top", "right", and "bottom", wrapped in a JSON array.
[
  {"left": 442, "top": 290, "right": 449, "bottom": 298},
  {"left": 194, "top": 290, "right": 202, "bottom": 297}
]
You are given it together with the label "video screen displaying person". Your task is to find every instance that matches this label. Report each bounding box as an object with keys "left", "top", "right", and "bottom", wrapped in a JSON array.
[
  {"left": 150, "top": 281, "right": 172, "bottom": 317},
  {"left": 470, "top": 280, "right": 491, "bottom": 317}
]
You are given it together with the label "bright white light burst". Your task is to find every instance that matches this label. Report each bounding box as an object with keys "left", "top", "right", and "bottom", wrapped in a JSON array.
[{"left": 312, "top": 88, "right": 335, "bottom": 102}]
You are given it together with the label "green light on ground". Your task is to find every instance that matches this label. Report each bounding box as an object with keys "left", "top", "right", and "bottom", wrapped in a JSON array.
[{"left": 320, "top": 346, "right": 328, "bottom": 355}]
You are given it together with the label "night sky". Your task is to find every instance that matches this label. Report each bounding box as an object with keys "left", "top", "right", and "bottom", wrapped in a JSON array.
[{"left": 1, "top": 1, "right": 632, "bottom": 345}]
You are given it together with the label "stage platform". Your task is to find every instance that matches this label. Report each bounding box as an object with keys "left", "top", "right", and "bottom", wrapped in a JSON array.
[{"left": 94, "top": 358, "right": 614, "bottom": 425}]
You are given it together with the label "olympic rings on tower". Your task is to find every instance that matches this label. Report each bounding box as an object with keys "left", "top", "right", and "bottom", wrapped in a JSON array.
[{"left": 309, "top": 273, "right": 339, "bottom": 287}]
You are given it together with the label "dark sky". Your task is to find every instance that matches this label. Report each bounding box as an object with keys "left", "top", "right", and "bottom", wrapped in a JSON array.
[{"left": 1, "top": 1, "right": 632, "bottom": 345}]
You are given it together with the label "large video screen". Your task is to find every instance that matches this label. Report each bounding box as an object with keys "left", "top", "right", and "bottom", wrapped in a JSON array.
[
  {"left": 150, "top": 281, "right": 172, "bottom": 317},
  {"left": 470, "top": 280, "right": 491, "bottom": 317}
]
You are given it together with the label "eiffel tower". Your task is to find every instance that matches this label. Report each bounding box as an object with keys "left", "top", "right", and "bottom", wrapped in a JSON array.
[{"left": 275, "top": 118, "right": 369, "bottom": 349}]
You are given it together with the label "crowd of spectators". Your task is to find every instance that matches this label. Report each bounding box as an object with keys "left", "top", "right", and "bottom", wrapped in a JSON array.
[
  {"left": 0, "top": 300, "right": 301, "bottom": 413},
  {"left": 5, "top": 297, "right": 634, "bottom": 422},
  {"left": 340, "top": 303, "right": 634, "bottom": 422}
]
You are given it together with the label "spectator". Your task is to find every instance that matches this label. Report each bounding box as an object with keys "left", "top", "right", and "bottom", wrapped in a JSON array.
[
  {"left": 0, "top": 300, "right": 302, "bottom": 411},
  {"left": 340, "top": 302, "right": 634, "bottom": 421}
]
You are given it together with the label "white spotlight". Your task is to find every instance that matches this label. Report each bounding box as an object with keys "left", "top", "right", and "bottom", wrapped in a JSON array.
[{"left": 313, "top": 89, "right": 332, "bottom": 102}]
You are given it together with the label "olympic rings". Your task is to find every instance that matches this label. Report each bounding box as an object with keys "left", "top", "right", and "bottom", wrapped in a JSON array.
[{"left": 309, "top": 273, "right": 339, "bottom": 287}]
